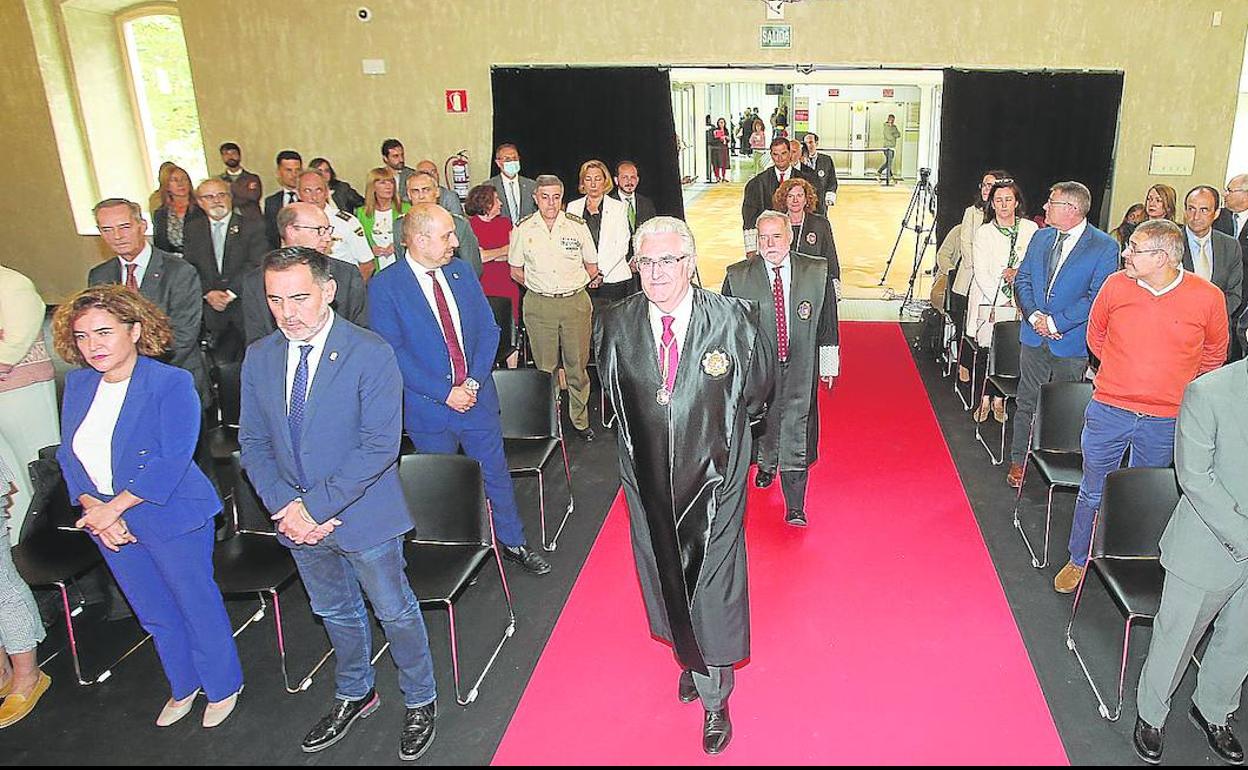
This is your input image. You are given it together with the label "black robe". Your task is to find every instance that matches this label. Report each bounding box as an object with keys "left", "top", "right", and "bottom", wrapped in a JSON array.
[
  {"left": 789, "top": 213, "right": 841, "bottom": 281},
  {"left": 594, "top": 289, "right": 775, "bottom": 672},
  {"left": 721, "top": 253, "right": 838, "bottom": 472}
]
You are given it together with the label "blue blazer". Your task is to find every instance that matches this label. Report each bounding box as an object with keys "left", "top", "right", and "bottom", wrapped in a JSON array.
[
  {"left": 368, "top": 257, "right": 501, "bottom": 434},
  {"left": 57, "top": 356, "right": 221, "bottom": 544},
  {"left": 237, "top": 315, "right": 410, "bottom": 552},
  {"left": 1013, "top": 224, "right": 1119, "bottom": 358}
]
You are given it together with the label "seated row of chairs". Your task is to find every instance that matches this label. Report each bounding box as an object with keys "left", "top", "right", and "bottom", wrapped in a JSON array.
[
  {"left": 937, "top": 314, "right": 1190, "bottom": 724},
  {"left": 13, "top": 366, "right": 573, "bottom": 708}
]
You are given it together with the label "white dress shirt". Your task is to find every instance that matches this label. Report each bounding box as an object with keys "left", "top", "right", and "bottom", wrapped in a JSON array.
[
  {"left": 766, "top": 255, "right": 840, "bottom": 377},
  {"left": 285, "top": 312, "right": 335, "bottom": 413},
  {"left": 118, "top": 243, "right": 153, "bottom": 287},
  {"left": 647, "top": 287, "right": 695, "bottom": 374},
  {"left": 73, "top": 377, "right": 131, "bottom": 496},
  {"left": 324, "top": 205, "right": 372, "bottom": 266},
  {"left": 409, "top": 258, "right": 465, "bottom": 368},
  {"left": 1030, "top": 218, "right": 1088, "bottom": 333}
]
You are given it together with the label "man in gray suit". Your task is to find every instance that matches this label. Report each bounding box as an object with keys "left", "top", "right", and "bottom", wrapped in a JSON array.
[
  {"left": 488, "top": 143, "right": 537, "bottom": 223},
  {"left": 88, "top": 198, "right": 207, "bottom": 400},
  {"left": 413, "top": 159, "right": 465, "bottom": 217},
  {"left": 1133, "top": 362, "right": 1248, "bottom": 765},
  {"left": 1182, "top": 185, "right": 1244, "bottom": 358},
  {"left": 392, "top": 172, "right": 481, "bottom": 275}
]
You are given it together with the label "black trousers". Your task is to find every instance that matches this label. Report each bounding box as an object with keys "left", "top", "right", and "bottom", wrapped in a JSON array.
[{"left": 780, "top": 470, "right": 809, "bottom": 513}]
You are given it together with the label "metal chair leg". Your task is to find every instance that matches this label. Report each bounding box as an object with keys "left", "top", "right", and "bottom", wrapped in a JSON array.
[
  {"left": 446, "top": 547, "right": 518, "bottom": 707},
  {"left": 272, "top": 589, "right": 334, "bottom": 694},
  {"left": 53, "top": 580, "right": 152, "bottom": 686},
  {"left": 539, "top": 438, "right": 576, "bottom": 552},
  {"left": 1012, "top": 421, "right": 1051, "bottom": 568}
]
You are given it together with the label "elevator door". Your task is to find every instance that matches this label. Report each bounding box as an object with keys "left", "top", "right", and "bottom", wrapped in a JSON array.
[
  {"left": 671, "top": 84, "right": 696, "bottom": 181},
  {"left": 816, "top": 102, "right": 854, "bottom": 176},
  {"left": 865, "top": 101, "right": 911, "bottom": 179}
]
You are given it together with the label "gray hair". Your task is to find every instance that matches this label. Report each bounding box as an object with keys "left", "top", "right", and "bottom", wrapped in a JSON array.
[
  {"left": 534, "top": 174, "right": 564, "bottom": 192},
  {"left": 1049, "top": 181, "right": 1092, "bottom": 216},
  {"left": 1133, "top": 219, "right": 1184, "bottom": 267},
  {"left": 401, "top": 202, "right": 447, "bottom": 242},
  {"left": 633, "top": 216, "right": 697, "bottom": 261},
  {"left": 755, "top": 209, "right": 791, "bottom": 236},
  {"left": 93, "top": 197, "right": 143, "bottom": 221}
]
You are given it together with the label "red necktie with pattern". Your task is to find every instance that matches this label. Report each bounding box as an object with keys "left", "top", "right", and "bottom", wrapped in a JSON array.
[
  {"left": 125, "top": 262, "right": 139, "bottom": 292},
  {"left": 772, "top": 265, "right": 788, "bottom": 362},
  {"left": 659, "top": 315, "right": 679, "bottom": 393},
  {"left": 427, "top": 270, "right": 468, "bottom": 385}
]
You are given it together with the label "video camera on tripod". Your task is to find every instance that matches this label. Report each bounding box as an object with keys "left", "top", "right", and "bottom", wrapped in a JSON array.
[{"left": 879, "top": 167, "right": 938, "bottom": 317}]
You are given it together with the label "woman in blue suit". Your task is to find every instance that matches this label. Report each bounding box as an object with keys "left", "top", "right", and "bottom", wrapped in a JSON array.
[{"left": 51, "top": 285, "right": 242, "bottom": 728}]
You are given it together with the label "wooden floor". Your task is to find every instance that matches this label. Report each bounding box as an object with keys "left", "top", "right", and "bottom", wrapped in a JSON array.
[{"left": 685, "top": 169, "right": 934, "bottom": 301}]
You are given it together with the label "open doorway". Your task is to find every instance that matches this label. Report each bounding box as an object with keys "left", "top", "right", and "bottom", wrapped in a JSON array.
[{"left": 671, "top": 67, "right": 944, "bottom": 310}]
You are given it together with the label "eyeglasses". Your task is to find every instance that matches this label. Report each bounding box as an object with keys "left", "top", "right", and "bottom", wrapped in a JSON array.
[
  {"left": 1226, "top": 187, "right": 1248, "bottom": 195},
  {"left": 290, "top": 224, "right": 333, "bottom": 237},
  {"left": 1123, "top": 242, "right": 1166, "bottom": 256},
  {"left": 635, "top": 254, "right": 690, "bottom": 272},
  {"left": 1044, "top": 199, "right": 1077, "bottom": 209}
]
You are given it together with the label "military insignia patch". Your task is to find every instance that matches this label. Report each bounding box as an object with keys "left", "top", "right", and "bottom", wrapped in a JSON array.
[
  {"left": 229, "top": 224, "right": 240, "bottom": 235},
  {"left": 702, "top": 349, "right": 731, "bottom": 378},
  {"left": 797, "top": 300, "right": 813, "bottom": 320},
  {"left": 806, "top": 232, "right": 817, "bottom": 245},
  {"left": 336, "top": 210, "right": 351, "bottom": 221},
  {"left": 818, "top": 169, "right": 826, "bottom": 177}
]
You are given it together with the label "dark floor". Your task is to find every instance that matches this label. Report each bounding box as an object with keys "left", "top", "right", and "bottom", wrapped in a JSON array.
[{"left": 6, "top": 330, "right": 1237, "bottom": 765}]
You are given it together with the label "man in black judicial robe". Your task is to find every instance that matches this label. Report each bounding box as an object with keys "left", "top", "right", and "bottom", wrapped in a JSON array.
[
  {"left": 741, "top": 137, "right": 820, "bottom": 257},
  {"left": 594, "top": 216, "right": 774, "bottom": 756},
  {"left": 722, "top": 210, "right": 839, "bottom": 526}
]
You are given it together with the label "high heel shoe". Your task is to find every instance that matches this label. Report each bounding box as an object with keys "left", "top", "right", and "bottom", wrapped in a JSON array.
[
  {"left": 157, "top": 689, "right": 200, "bottom": 727},
  {"left": 993, "top": 400, "right": 1008, "bottom": 423},
  {"left": 973, "top": 402, "right": 992, "bottom": 423},
  {"left": 203, "top": 687, "right": 242, "bottom": 728}
]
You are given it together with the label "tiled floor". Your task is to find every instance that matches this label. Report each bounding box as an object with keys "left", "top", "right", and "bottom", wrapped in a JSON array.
[{"left": 684, "top": 171, "right": 934, "bottom": 304}]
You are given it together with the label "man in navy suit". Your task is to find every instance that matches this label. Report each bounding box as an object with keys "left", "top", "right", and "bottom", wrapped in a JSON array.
[
  {"left": 1007, "top": 181, "right": 1119, "bottom": 488},
  {"left": 238, "top": 247, "right": 438, "bottom": 760},
  {"left": 369, "top": 203, "right": 551, "bottom": 575}
]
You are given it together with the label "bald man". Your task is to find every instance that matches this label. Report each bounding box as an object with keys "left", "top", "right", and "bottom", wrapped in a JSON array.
[
  {"left": 296, "top": 170, "right": 373, "bottom": 276},
  {"left": 413, "top": 159, "right": 466, "bottom": 216},
  {"left": 183, "top": 178, "right": 267, "bottom": 362}
]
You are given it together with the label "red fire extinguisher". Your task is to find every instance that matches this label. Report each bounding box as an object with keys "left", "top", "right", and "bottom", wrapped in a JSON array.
[{"left": 445, "top": 151, "right": 470, "bottom": 201}]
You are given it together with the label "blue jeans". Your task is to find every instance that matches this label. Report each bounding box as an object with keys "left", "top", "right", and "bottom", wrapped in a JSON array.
[
  {"left": 1068, "top": 400, "right": 1176, "bottom": 566},
  {"left": 289, "top": 532, "right": 436, "bottom": 707}
]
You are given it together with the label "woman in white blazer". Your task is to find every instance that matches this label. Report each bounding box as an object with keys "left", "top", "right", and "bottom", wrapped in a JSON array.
[{"left": 567, "top": 160, "right": 635, "bottom": 306}]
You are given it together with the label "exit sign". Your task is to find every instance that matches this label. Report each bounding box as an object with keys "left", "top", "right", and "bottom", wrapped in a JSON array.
[
  {"left": 883, "top": 88, "right": 895, "bottom": 98},
  {"left": 827, "top": 88, "right": 840, "bottom": 97},
  {"left": 445, "top": 89, "right": 468, "bottom": 113}
]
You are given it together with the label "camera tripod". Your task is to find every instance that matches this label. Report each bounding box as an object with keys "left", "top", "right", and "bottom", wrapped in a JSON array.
[{"left": 878, "top": 168, "right": 938, "bottom": 317}]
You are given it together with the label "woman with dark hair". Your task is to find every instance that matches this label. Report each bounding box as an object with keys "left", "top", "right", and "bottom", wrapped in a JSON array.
[
  {"left": 1111, "top": 202, "right": 1147, "bottom": 249},
  {"left": 953, "top": 168, "right": 1013, "bottom": 383},
  {"left": 151, "top": 164, "right": 203, "bottom": 256},
  {"left": 1144, "top": 183, "right": 1178, "bottom": 223},
  {"left": 51, "top": 285, "right": 242, "bottom": 729},
  {"left": 966, "top": 179, "right": 1037, "bottom": 422},
  {"left": 774, "top": 177, "right": 841, "bottom": 295},
  {"left": 464, "top": 183, "right": 519, "bottom": 324},
  {"left": 309, "top": 157, "right": 365, "bottom": 214},
  {"left": 711, "top": 118, "right": 731, "bottom": 183}
]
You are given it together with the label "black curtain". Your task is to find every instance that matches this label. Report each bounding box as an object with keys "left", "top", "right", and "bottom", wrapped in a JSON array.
[
  {"left": 491, "top": 67, "right": 684, "bottom": 219},
  {"left": 936, "top": 69, "right": 1123, "bottom": 241}
]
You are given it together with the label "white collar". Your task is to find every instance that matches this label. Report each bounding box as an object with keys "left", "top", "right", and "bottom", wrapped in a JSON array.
[
  {"left": 1057, "top": 218, "right": 1087, "bottom": 243},
  {"left": 119, "top": 243, "right": 152, "bottom": 271},
  {"left": 1137, "top": 269, "right": 1185, "bottom": 297},
  {"left": 649, "top": 284, "right": 695, "bottom": 325},
  {"left": 288, "top": 310, "right": 335, "bottom": 349}
]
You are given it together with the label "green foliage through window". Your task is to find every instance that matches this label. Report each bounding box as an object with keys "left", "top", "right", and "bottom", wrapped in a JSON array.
[{"left": 124, "top": 14, "right": 206, "bottom": 183}]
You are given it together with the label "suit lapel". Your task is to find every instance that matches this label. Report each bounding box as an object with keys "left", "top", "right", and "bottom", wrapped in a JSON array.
[
  {"left": 1050, "top": 227, "right": 1090, "bottom": 295},
  {"left": 140, "top": 250, "right": 165, "bottom": 303},
  {"left": 300, "top": 317, "right": 349, "bottom": 430},
  {"left": 266, "top": 335, "right": 295, "bottom": 459},
  {"left": 109, "top": 357, "right": 154, "bottom": 474}
]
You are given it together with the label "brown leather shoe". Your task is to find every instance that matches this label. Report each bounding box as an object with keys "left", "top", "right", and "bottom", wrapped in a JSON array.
[
  {"left": 1054, "top": 562, "right": 1085, "bottom": 594},
  {"left": 1006, "top": 463, "right": 1024, "bottom": 489}
]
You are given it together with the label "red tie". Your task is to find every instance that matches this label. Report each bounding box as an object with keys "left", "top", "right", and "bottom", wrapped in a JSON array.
[
  {"left": 124, "top": 262, "right": 139, "bottom": 292},
  {"left": 772, "top": 266, "right": 788, "bottom": 362},
  {"left": 427, "top": 270, "right": 468, "bottom": 385},
  {"left": 659, "top": 315, "right": 679, "bottom": 393}
]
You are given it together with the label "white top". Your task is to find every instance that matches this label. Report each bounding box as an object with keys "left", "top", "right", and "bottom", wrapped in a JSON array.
[
  {"left": 324, "top": 205, "right": 373, "bottom": 265},
  {"left": 647, "top": 287, "right": 695, "bottom": 365},
  {"left": 1046, "top": 218, "right": 1087, "bottom": 292},
  {"left": 72, "top": 377, "right": 131, "bottom": 496},
  {"left": 1138, "top": 268, "right": 1185, "bottom": 297},
  {"left": 967, "top": 219, "right": 1038, "bottom": 346},
  {"left": 408, "top": 258, "right": 465, "bottom": 369},
  {"left": 117, "top": 243, "right": 153, "bottom": 287},
  {"left": 285, "top": 312, "right": 335, "bottom": 413},
  {"left": 372, "top": 207, "right": 395, "bottom": 251}
]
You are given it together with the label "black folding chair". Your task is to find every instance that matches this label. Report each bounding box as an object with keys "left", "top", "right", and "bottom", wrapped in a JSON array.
[
  {"left": 1065, "top": 467, "right": 1184, "bottom": 721},
  {"left": 206, "top": 361, "right": 242, "bottom": 505},
  {"left": 398, "top": 454, "right": 515, "bottom": 706},
  {"left": 975, "top": 320, "right": 1022, "bottom": 465},
  {"left": 220, "top": 453, "right": 333, "bottom": 693},
  {"left": 12, "top": 450, "right": 151, "bottom": 685},
  {"left": 953, "top": 330, "right": 978, "bottom": 411},
  {"left": 487, "top": 296, "right": 517, "bottom": 369},
  {"left": 493, "top": 369, "right": 575, "bottom": 551},
  {"left": 1012, "top": 381, "right": 1092, "bottom": 568}
]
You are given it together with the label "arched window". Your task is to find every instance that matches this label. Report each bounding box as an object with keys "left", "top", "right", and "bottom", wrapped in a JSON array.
[{"left": 119, "top": 10, "right": 207, "bottom": 185}]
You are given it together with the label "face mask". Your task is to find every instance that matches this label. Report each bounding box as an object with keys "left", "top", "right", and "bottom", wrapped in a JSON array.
[{"left": 503, "top": 160, "right": 521, "bottom": 177}]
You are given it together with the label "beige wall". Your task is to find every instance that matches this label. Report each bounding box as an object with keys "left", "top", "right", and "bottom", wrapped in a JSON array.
[{"left": 5, "top": 0, "right": 1246, "bottom": 301}]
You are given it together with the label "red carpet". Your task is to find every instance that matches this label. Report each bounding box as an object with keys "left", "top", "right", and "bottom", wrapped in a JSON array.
[{"left": 492, "top": 323, "right": 1068, "bottom": 765}]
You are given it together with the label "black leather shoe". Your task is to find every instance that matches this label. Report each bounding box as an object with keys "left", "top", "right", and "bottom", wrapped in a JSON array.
[
  {"left": 785, "top": 509, "right": 807, "bottom": 527},
  {"left": 399, "top": 702, "right": 436, "bottom": 761},
  {"left": 502, "top": 545, "right": 552, "bottom": 575},
  {"left": 576, "top": 427, "right": 595, "bottom": 442},
  {"left": 754, "top": 469, "right": 774, "bottom": 488},
  {"left": 1133, "top": 717, "right": 1163, "bottom": 764},
  {"left": 1190, "top": 704, "right": 1244, "bottom": 765},
  {"left": 678, "top": 670, "right": 698, "bottom": 704},
  {"left": 703, "top": 705, "right": 732, "bottom": 755},
  {"left": 301, "top": 689, "right": 380, "bottom": 753}
]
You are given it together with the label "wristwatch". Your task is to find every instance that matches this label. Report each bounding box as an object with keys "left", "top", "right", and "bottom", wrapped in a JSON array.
[{"left": 462, "top": 377, "right": 480, "bottom": 392}]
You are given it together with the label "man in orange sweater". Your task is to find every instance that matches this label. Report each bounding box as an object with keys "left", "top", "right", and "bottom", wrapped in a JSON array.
[{"left": 1054, "top": 219, "right": 1229, "bottom": 593}]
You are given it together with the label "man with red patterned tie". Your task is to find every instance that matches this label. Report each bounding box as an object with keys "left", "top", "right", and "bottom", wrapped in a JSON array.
[
  {"left": 367, "top": 203, "right": 550, "bottom": 576},
  {"left": 594, "top": 216, "right": 774, "bottom": 755},
  {"left": 722, "top": 210, "right": 840, "bottom": 527},
  {"left": 740, "top": 138, "right": 820, "bottom": 257}
]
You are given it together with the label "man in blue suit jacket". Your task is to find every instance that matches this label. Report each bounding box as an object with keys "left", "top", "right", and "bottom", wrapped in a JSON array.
[
  {"left": 370, "top": 203, "right": 550, "bottom": 575},
  {"left": 1007, "top": 181, "right": 1119, "bottom": 485},
  {"left": 238, "top": 247, "right": 438, "bottom": 760}
]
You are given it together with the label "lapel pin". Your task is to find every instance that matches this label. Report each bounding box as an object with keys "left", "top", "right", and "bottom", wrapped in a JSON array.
[
  {"left": 329, "top": 351, "right": 338, "bottom": 361},
  {"left": 451, "top": 272, "right": 460, "bottom": 280}
]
